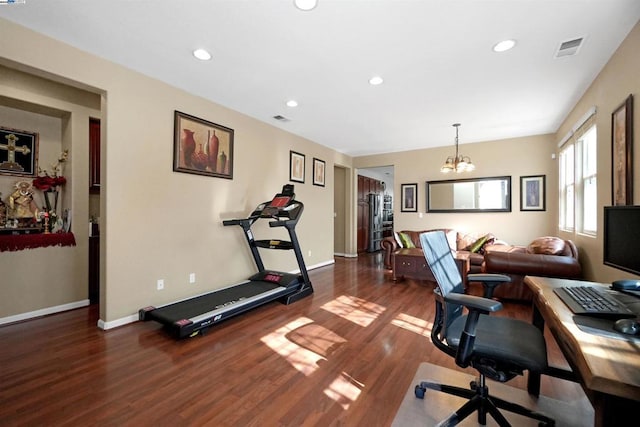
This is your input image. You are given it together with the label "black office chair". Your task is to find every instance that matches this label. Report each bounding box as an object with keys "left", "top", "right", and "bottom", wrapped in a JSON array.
[{"left": 414, "top": 230, "right": 554, "bottom": 427}]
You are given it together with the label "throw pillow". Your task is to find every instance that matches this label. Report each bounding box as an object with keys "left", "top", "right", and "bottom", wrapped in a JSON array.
[
  {"left": 458, "top": 232, "right": 483, "bottom": 251},
  {"left": 398, "top": 232, "right": 415, "bottom": 249},
  {"left": 468, "top": 234, "right": 490, "bottom": 253},
  {"left": 479, "top": 235, "right": 497, "bottom": 254},
  {"left": 528, "top": 237, "right": 565, "bottom": 255},
  {"left": 394, "top": 231, "right": 403, "bottom": 247}
]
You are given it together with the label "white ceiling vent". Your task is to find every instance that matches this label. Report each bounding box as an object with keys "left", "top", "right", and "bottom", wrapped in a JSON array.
[
  {"left": 273, "top": 115, "right": 290, "bottom": 122},
  {"left": 555, "top": 37, "right": 584, "bottom": 58}
]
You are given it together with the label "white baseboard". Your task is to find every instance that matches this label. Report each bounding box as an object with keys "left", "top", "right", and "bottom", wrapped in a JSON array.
[
  {"left": 0, "top": 299, "right": 90, "bottom": 326},
  {"left": 97, "top": 314, "right": 139, "bottom": 330},
  {"left": 334, "top": 252, "right": 358, "bottom": 258},
  {"left": 307, "top": 259, "right": 336, "bottom": 270},
  {"left": 98, "top": 259, "right": 338, "bottom": 331}
]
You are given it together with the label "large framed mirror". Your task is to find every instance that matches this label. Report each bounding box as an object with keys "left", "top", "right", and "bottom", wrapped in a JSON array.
[{"left": 426, "top": 176, "right": 511, "bottom": 213}]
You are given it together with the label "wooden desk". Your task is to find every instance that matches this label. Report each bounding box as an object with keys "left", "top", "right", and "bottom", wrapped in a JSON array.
[{"left": 524, "top": 276, "right": 640, "bottom": 427}]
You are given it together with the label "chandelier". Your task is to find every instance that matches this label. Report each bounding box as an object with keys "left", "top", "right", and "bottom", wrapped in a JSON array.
[{"left": 441, "top": 123, "right": 475, "bottom": 173}]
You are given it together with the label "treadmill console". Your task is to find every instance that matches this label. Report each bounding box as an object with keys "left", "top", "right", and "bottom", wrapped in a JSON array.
[{"left": 252, "top": 185, "right": 303, "bottom": 220}]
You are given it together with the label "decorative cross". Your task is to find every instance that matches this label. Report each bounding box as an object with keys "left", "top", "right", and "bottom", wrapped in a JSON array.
[{"left": 0, "top": 133, "right": 31, "bottom": 172}]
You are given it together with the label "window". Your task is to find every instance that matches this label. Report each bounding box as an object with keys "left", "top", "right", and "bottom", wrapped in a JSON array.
[
  {"left": 558, "top": 110, "right": 597, "bottom": 235},
  {"left": 559, "top": 144, "right": 574, "bottom": 231},
  {"left": 580, "top": 127, "right": 597, "bottom": 233}
]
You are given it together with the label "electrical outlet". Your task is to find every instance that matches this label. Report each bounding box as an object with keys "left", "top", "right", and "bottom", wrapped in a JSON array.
[
  {"left": 157, "top": 279, "right": 164, "bottom": 290},
  {"left": 308, "top": 250, "right": 312, "bottom": 257},
  {"left": 189, "top": 273, "right": 196, "bottom": 284}
]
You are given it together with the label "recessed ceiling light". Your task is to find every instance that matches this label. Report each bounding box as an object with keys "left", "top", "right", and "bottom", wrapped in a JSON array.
[
  {"left": 193, "top": 48, "right": 212, "bottom": 61},
  {"left": 286, "top": 100, "right": 298, "bottom": 108},
  {"left": 294, "top": 0, "right": 318, "bottom": 11},
  {"left": 493, "top": 39, "right": 516, "bottom": 52},
  {"left": 369, "top": 76, "right": 384, "bottom": 85}
]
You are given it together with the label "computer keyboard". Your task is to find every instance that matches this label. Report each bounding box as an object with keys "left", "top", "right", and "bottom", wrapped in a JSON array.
[{"left": 554, "top": 286, "right": 636, "bottom": 318}]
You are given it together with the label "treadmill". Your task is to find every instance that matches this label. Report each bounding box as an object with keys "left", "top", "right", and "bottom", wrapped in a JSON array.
[{"left": 139, "top": 185, "right": 313, "bottom": 339}]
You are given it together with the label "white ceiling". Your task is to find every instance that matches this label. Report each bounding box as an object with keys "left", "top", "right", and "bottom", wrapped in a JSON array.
[{"left": 1, "top": 1, "right": 639, "bottom": 157}]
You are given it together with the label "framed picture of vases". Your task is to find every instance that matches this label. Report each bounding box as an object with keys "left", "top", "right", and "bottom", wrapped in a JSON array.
[{"left": 173, "top": 111, "right": 234, "bottom": 179}]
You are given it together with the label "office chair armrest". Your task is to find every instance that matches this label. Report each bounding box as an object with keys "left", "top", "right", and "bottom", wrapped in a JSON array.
[
  {"left": 467, "top": 273, "right": 511, "bottom": 283},
  {"left": 467, "top": 273, "right": 511, "bottom": 299},
  {"left": 444, "top": 293, "right": 503, "bottom": 368},
  {"left": 444, "top": 293, "right": 503, "bottom": 313}
]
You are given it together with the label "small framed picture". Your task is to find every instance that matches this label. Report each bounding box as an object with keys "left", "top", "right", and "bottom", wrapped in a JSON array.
[
  {"left": 312, "top": 158, "right": 325, "bottom": 187},
  {"left": 289, "top": 150, "right": 305, "bottom": 183},
  {"left": 520, "top": 175, "right": 546, "bottom": 211},
  {"left": 401, "top": 183, "right": 418, "bottom": 212}
]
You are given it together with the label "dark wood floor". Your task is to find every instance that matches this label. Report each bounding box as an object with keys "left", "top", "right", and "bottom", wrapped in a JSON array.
[{"left": 0, "top": 253, "right": 585, "bottom": 426}]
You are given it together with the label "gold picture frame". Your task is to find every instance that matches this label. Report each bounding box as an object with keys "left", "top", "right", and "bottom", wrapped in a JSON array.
[{"left": 611, "top": 94, "right": 633, "bottom": 205}]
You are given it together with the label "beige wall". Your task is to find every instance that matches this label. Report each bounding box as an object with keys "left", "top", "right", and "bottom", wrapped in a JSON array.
[
  {"left": 0, "top": 18, "right": 350, "bottom": 323},
  {"left": 555, "top": 20, "right": 640, "bottom": 283},
  {"left": 1, "top": 17, "right": 638, "bottom": 324},
  {"left": 354, "top": 133, "right": 558, "bottom": 245}
]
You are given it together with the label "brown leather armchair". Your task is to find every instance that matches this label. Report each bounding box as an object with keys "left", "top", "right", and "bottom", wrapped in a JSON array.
[{"left": 482, "top": 237, "right": 582, "bottom": 301}]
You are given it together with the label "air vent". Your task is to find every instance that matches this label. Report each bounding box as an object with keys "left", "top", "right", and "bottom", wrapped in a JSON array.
[
  {"left": 555, "top": 37, "right": 584, "bottom": 58},
  {"left": 273, "top": 115, "right": 290, "bottom": 122}
]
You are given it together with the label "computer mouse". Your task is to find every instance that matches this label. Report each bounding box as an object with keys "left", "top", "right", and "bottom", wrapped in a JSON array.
[
  {"left": 613, "top": 318, "right": 640, "bottom": 335},
  {"left": 611, "top": 280, "right": 640, "bottom": 291}
]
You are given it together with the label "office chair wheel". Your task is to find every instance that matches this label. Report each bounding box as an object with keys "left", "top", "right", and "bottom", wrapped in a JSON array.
[
  {"left": 414, "top": 384, "right": 426, "bottom": 399},
  {"left": 470, "top": 380, "right": 478, "bottom": 390}
]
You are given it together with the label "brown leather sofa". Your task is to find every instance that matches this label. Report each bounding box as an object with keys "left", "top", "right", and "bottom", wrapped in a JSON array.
[
  {"left": 381, "top": 231, "right": 581, "bottom": 303},
  {"left": 380, "top": 229, "right": 502, "bottom": 275},
  {"left": 482, "top": 236, "right": 582, "bottom": 301}
]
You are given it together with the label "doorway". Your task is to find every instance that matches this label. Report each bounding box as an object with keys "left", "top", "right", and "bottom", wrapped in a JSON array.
[{"left": 356, "top": 166, "right": 394, "bottom": 253}]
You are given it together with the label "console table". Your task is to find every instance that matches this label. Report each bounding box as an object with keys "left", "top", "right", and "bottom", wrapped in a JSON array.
[{"left": 392, "top": 248, "right": 469, "bottom": 287}]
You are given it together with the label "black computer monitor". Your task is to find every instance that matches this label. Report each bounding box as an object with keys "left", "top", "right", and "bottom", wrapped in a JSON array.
[{"left": 603, "top": 205, "right": 640, "bottom": 276}]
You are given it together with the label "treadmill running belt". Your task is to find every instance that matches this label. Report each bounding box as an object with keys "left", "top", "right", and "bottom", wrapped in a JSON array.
[{"left": 149, "top": 281, "right": 284, "bottom": 323}]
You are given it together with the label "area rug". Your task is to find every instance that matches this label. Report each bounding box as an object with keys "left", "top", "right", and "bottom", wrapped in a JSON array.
[{"left": 392, "top": 363, "right": 593, "bottom": 426}]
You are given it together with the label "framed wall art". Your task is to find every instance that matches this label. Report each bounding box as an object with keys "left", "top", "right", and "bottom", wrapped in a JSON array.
[
  {"left": 173, "top": 111, "right": 234, "bottom": 179},
  {"left": 611, "top": 94, "right": 633, "bottom": 205},
  {"left": 290, "top": 150, "right": 305, "bottom": 183},
  {"left": 313, "top": 157, "right": 325, "bottom": 187},
  {"left": 401, "top": 183, "right": 418, "bottom": 212},
  {"left": 520, "top": 175, "right": 546, "bottom": 211},
  {"left": 0, "top": 126, "right": 38, "bottom": 177}
]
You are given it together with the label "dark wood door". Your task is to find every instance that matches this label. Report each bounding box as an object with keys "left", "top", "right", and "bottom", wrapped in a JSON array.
[{"left": 89, "top": 118, "right": 100, "bottom": 193}]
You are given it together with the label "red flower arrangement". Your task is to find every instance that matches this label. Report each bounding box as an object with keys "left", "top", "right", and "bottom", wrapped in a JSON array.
[
  {"left": 32, "top": 150, "right": 69, "bottom": 191},
  {"left": 30, "top": 150, "right": 69, "bottom": 232},
  {"left": 33, "top": 175, "right": 67, "bottom": 191}
]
